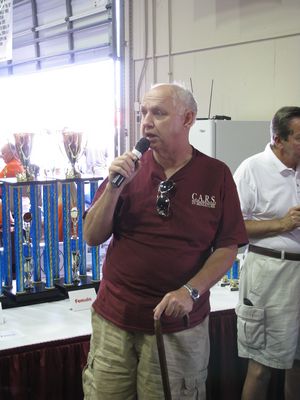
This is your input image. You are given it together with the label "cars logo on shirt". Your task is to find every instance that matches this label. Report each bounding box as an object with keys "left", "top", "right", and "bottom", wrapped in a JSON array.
[{"left": 191, "top": 193, "right": 216, "bottom": 208}]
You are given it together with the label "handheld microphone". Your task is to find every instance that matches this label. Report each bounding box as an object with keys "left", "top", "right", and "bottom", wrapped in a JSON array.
[{"left": 111, "top": 137, "right": 150, "bottom": 188}]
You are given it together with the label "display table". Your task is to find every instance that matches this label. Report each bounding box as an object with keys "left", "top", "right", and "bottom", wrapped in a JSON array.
[
  {"left": 0, "top": 285, "right": 284, "bottom": 400},
  {"left": 0, "top": 299, "right": 92, "bottom": 351}
]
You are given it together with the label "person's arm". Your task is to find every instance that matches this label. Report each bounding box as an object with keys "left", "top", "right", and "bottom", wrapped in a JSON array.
[
  {"left": 245, "top": 205, "right": 300, "bottom": 238},
  {"left": 153, "top": 244, "right": 237, "bottom": 320},
  {"left": 83, "top": 182, "right": 122, "bottom": 246},
  {"left": 83, "top": 150, "right": 141, "bottom": 246}
]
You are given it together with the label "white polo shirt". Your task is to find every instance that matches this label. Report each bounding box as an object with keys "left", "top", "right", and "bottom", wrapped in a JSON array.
[{"left": 234, "top": 143, "right": 300, "bottom": 253}]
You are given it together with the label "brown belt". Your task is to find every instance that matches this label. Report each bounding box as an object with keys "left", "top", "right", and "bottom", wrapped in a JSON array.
[{"left": 249, "top": 244, "right": 300, "bottom": 261}]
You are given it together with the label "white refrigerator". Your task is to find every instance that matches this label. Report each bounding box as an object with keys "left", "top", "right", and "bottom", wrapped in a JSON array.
[{"left": 189, "top": 119, "right": 270, "bottom": 174}]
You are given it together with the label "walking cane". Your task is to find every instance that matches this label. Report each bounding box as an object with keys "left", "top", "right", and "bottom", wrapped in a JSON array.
[
  {"left": 154, "top": 318, "right": 172, "bottom": 400},
  {"left": 154, "top": 315, "right": 190, "bottom": 400}
]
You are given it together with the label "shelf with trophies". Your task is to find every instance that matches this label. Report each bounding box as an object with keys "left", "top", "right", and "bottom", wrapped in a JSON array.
[{"left": 0, "top": 130, "right": 104, "bottom": 308}]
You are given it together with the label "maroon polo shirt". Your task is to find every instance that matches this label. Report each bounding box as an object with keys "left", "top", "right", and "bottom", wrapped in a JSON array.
[{"left": 90, "top": 148, "right": 248, "bottom": 334}]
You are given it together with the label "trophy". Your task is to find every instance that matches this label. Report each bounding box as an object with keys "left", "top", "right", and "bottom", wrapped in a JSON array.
[
  {"left": 23, "top": 212, "right": 34, "bottom": 290},
  {"left": 61, "top": 130, "right": 85, "bottom": 178},
  {"left": 54, "top": 179, "right": 101, "bottom": 295},
  {"left": 70, "top": 207, "right": 80, "bottom": 283},
  {"left": 220, "top": 274, "right": 230, "bottom": 287},
  {"left": 221, "top": 258, "right": 240, "bottom": 291},
  {"left": 13, "top": 132, "right": 35, "bottom": 181},
  {"left": 229, "top": 259, "right": 240, "bottom": 291}
]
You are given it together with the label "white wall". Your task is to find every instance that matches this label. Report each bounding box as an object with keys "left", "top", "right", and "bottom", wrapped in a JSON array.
[{"left": 125, "top": 0, "right": 300, "bottom": 143}]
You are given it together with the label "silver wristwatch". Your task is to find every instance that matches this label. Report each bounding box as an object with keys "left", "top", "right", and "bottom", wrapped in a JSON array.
[{"left": 183, "top": 284, "right": 200, "bottom": 302}]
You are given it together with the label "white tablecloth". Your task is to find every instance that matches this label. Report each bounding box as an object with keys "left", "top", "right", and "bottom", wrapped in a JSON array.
[{"left": 0, "top": 283, "right": 238, "bottom": 351}]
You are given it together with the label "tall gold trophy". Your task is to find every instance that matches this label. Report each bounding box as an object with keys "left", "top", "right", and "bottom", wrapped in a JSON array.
[
  {"left": 70, "top": 206, "right": 80, "bottom": 283},
  {"left": 61, "top": 130, "right": 85, "bottom": 178},
  {"left": 23, "top": 212, "right": 34, "bottom": 290},
  {"left": 13, "top": 133, "right": 35, "bottom": 181}
]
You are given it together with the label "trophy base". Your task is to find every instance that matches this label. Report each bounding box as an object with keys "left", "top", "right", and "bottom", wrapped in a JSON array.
[
  {"left": 0, "top": 293, "right": 18, "bottom": 309},
  {"left": 220, "top": 282, "right": 230, "bottom": 287},
  {"left": 16, "top": 171, "right": 35, "bottom": 182},
  {"left": 55, "top": 275, "right": 100, "bottom": 296},
  {"left": 230, "top": 280, "right": 239, "bottom": 291},
  {"left": 65, "top": 167, "right": 81, "bottom": 179},
  {"left": 3, "top": 281, "right": 65, "bottom": 307}
]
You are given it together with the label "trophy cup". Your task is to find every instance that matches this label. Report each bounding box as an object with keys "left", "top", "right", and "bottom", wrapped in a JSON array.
[
  {"left": 23, "top": 212, "right": 34, "bottom": 290},
  {"left": 70, "top": 207, "right": 80, "bottom": 283},
  {"left": 13, "top": 133, "right": 35, "bottom": 181},
  {"left": 61, "top": 130, "right": 85, "bottom": 178}
]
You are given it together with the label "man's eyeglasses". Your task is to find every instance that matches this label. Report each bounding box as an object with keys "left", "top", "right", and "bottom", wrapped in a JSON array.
[{"left": 156, "top": 180, "right": 176, "bottom": 217}]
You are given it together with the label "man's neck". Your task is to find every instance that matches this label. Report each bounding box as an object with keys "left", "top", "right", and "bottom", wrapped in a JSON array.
[{"left": 153, "top": 145, "right": 193, "bottom": 179}]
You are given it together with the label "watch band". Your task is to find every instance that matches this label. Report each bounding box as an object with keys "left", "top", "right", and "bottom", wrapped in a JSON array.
[{"left": 183, "top": 284, "right": 200, "bottom": 302}]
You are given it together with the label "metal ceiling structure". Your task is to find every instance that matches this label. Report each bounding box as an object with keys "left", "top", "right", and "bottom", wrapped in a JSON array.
[
  {"left": 0, "top": 0, "right": 117, "bottom": 75},
  {"left": 0, "top": 0, "right": 126, "bottom": 155}
]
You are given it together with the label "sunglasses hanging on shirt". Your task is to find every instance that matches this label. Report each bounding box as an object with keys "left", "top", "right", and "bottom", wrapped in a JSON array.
[{"left": 156, "top": 180, "right": 176, "bottom": 217}]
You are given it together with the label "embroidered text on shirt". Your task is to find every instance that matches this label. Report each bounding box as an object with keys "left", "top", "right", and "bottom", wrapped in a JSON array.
[{"left": 192, "top": 193, "right": 216, "bottom": 208}]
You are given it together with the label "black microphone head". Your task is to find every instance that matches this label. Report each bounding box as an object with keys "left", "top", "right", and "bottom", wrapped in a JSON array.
[
  {"left": 111, "top": 137, "right": 150, "bottom": 188},
  {"left": 135, "top": 137, "right": 150, "bottom": 154}
]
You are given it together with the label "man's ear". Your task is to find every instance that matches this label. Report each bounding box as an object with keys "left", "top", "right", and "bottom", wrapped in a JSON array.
[
  {"left": 273, "top": 134, "right": 284, "bottom": 148},
  {"left": 183, "top": 111, "right": 196, "bottom": 128}
]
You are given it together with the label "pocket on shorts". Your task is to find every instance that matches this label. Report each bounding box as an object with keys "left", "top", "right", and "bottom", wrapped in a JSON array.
[
  {"left": 236, "top": 303, "right": 265, "bottom": 350},
  {"left": 176, "top": 370, "right": 207, "bottom": 399}
]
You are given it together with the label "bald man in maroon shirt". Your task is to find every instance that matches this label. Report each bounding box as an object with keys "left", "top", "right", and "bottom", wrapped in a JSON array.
[{"left": 82, "top": 83, "right": 248, "bottom": 400}]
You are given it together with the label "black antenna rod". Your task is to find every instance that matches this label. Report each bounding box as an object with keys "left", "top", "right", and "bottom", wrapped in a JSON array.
[{"left": 208, "top": 79, "right": 214, "bottom": 119}]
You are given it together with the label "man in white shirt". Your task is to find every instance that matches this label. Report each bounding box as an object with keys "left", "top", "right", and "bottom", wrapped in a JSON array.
[{"left": 234, "top": 106, "right": 300, "bottom": 400}]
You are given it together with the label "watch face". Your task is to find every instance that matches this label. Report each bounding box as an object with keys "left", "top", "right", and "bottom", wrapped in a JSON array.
[
  {"left": 183, "top": 284, "right": 200, "bottom": 301},
  {"left": 191, "top": 288, "right": 200, "bottom": 301}
]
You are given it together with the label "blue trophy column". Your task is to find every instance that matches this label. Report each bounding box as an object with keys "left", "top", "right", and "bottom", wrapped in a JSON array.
[
  {"left": 13, "top": 185, "right": 25, "bottom": 293},
  {"left": 29, "top": 183, "right": 42, "bottom": 282},
  {"left": 42, "top": 181, "right": 59, "bottom": 289},
  {"left": 76, "top": 179, "right": 86, "bottom": 276},
  {"left": 89, "top": 180, "right": 101, "bottom": 282},
  {"left": 62, "top": 181, "right": 73, "bottom": 285},
  {"left": 1, "top": 183, "right": 13, "bottom": 288}
]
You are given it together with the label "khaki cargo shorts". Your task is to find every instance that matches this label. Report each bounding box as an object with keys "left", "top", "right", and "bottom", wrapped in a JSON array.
[
  {"left": 82, "top": 310, "right": 209, "bottom": 399},
  {"left": 236, "top": 251, "right": 300, "bottom": 369}
]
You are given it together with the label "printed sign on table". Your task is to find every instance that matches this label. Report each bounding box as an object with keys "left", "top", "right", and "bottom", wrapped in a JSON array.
[{"left": 68, "top": 288, "right": 97, "bottom": 311}]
